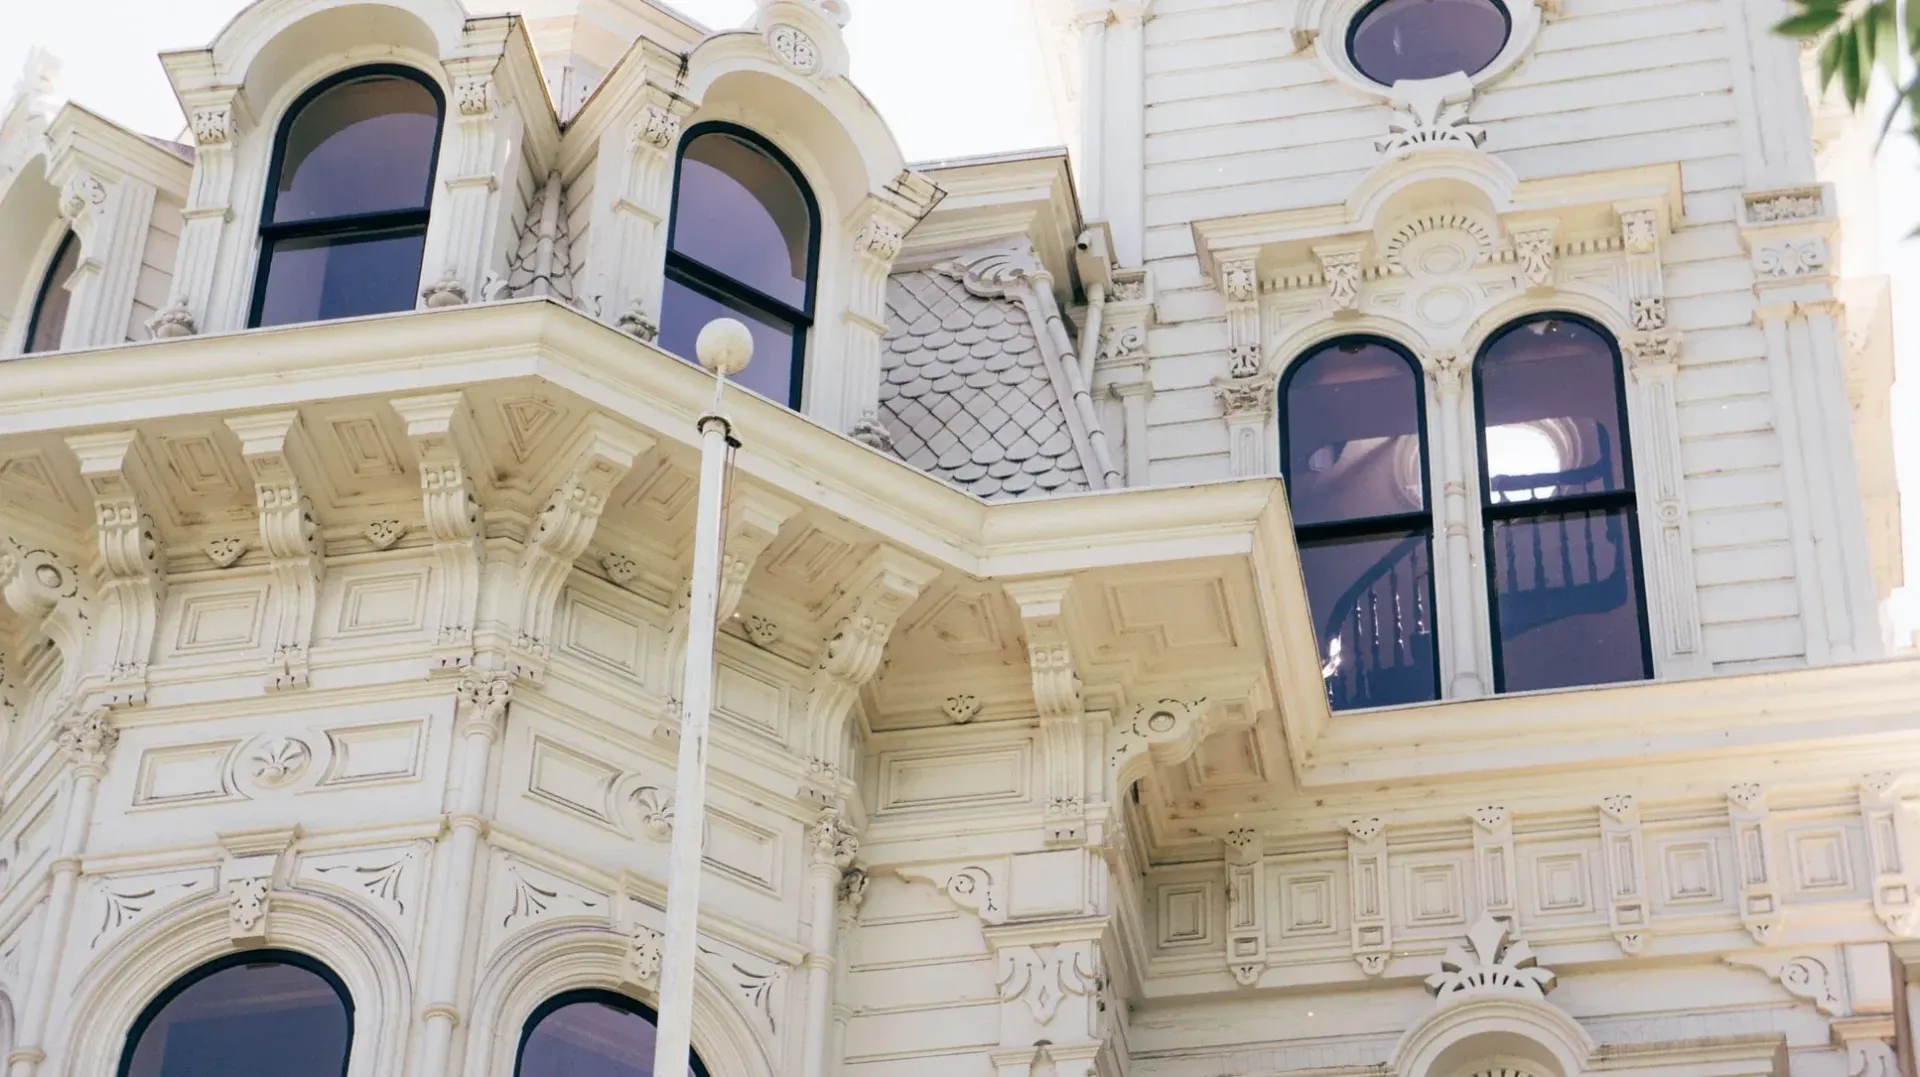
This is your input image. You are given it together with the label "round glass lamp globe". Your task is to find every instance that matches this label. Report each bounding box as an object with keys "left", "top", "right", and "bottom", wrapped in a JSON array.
[{"left": 696, "top": 317, "right": 755, "bottom": 376}]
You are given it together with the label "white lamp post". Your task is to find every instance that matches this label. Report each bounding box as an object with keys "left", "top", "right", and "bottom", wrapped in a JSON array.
[{"left": 652, "top": 317, "right": 753, "bottom": 1077}]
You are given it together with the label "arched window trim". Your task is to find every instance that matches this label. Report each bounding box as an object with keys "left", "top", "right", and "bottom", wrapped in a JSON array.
[
  {"left": 23, "top": 230, "right": 79, "bottom": 354},
  {"left": 1470, "top": 310, "right": 1653, "bottom": 693},
  {"left": 512, "top": 987, "right": 711, "bottom": 1077},
  {"left": 664, "top": 120, "right": 821, "bottom": 410},
  {"left": 115, "top": 948, "right": 355, "bottom": 1077},
  {"left": 1278, "top": 333, "right": 1442, "bottom": 709},
  {"left": 246, "top": 63, "right": 447, "bottom": 329}
]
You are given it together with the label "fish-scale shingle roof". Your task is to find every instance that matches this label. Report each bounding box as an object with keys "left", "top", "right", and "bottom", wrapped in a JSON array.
[{"left": 878, "top": 268, "right": 1090, "bottom": 501}]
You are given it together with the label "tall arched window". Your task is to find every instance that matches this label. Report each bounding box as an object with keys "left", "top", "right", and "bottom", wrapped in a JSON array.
[
  {"left": 24, "top": 230, "right": 80, "bottom": 353},
  {"left": 1475, "top": 313, "right": 1651, "bottom": 693},
  {"left": 1280, "top": 336, "right": 1438, "bottom": 711},
  {"left": 661, "top": 123, "right": 818, "bottom": 408},
  {"left": 250, "top": 66, "right": 444, "bottom": 328},
  {"left": 118, "top": 951, "right": 352, "bottom": 1077},
  {"left": 514, "top": 989, "right": 708, "bottom": 1077}
]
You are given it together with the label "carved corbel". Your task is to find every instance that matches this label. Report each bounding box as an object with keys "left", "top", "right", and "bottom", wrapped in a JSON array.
[
  {"left": 1312, "top": 242, "right": 1365, "bottom": 315},
  {"left": 1598, "top": 794, "right": 1651, "bottom": 955},
  {"left": 1224, "top": 828, "right": 1266, "bottom": 986},
  {"left": 509, "top": 419, "right": 653, "bottom": 678},
  {"left": 1859, "top": 774, "right": 1916, "bottom": 934},
  {"left": 1377, "top": 74, "right": 1485, "bottom": 157},
  {"left": 623, "top": 923, "right": 665, "bottom": 992},
  {"left": 1728, "top": 782, "right": 1783, "bottom": 945},
  {"left": 664, "top": 489, "right": 799, "bottom": 712},
  {"left": 55, "top": 705, "right": 117, "bottom": 774},
  {"left": 0, "top": 538, "right": 94, "bottom": 704},
  {"left": 1005, "top": 578, "right": 1088, "bottom": 845},
  {"left": 218, "top": 825, "right": 299, "bottom": 943},
  {"left": 1725, "top": 949, "right": 1846, "bottom": 1015},
  {"left": 1471, "top": 806, "right": 1517, "bottom": 921},
  {"left": 1346, "top": 817, "right": 1390, "bottom": 975},
  {"left": 897, "top": 861, "right": 1007, "bottom": 924},
  {"left": 1107, "top": 697, "right": 1212, "bottom": 802},
  {"left": 65, "top": 432, "right": 169, "bottom": 707},
  {"left": 1216, "top": 252, "right": 1263, "bottom": 379},
  {"left": 1508, "top": 219, "right": 1558, "bottom": 293},
  {"left": 802, "top": 548, "right": 938, "bottom": 800},
  {"left": 391, "top": 393, "right": 488, "bottom": 670},
  {"left": 225, "top": 412, "right": 327, "bottom": 690}
]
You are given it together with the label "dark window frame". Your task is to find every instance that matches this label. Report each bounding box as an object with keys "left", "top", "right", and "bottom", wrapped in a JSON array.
[
  {"left": 1278, "top": 333, "right": 1442, "bottom": 709},
  {"left": 23, "top": 230, "right": 79, "bottom": 354},
  {"left": 247, "top": 63, "right": 446, "bottom": 329},
  {"left": 1345, "top": 0, "right": 1514, "bottom": 86},
  {"left": 1471, "top": 310, "right": 1654, "bottom": 693},
  {"left": 512, "top": 987, "right": 711, "bottom": 1077},
  {"left": 664, "top": 121, "right": 821, "bottom": 410},
  {"left": 115, "top": 948, "right": 355, "bottom": 1077}
]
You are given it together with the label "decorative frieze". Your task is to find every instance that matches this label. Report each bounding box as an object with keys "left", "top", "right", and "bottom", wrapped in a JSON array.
[{"left": 996, "top": 942, "right": 1101, "bottom": 1023}]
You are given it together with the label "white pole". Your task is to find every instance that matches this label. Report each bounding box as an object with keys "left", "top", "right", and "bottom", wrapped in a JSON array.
[{"left": 652, "top": 318, "right": 754, "bottom": 1077}]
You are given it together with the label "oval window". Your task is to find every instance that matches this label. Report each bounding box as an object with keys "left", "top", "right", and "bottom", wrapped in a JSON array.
[{"left": 1349, "top": 0, "right": 1512, "bottom": 85}]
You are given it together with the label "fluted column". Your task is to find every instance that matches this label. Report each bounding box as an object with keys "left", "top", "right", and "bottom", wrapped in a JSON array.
[
  {"left": 1428, "top": 354, "right": 1486, "bottom": 699},
  {"left": 7, "top": 709, "right": 115, "bottom": 1077},
  {"left": 801, "top": 811, "right": 857, "bottom": 1077},
  {"left": 410, "top": 672, "right": 513, "bottom": 1077}
]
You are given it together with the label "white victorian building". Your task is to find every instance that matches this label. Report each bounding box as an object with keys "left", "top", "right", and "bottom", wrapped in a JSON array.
[{"left": 0, "top": 0, "right": 1911, "bottom": 1075}]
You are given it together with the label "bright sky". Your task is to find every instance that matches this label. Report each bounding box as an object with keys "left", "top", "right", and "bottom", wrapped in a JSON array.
[{"left": 9, "top": 0, "right": 1920, "bottom": 641}]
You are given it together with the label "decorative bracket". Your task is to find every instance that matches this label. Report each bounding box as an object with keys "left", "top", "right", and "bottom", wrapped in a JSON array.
[
  {"left": 1859, "top": 774, "right": 1916, "bottom": 934},
  {"left": 1107, "top": 697, "right": 1212, "bottom": 802},
  {"left": 1224, "top": 828, "right": 1266, "bottom": 986},
  {"left": 1598, "top": 794, "right": 1651, "bottom": 955},
  {"left": 509, "top": 418, "right": 652, "bottom": 678},
  {"left": 1346, "top": 816, "right": 1390, "bottom": 975},
  {"left": 1727, "top": 782, "right": 1783, "bottom": 945},
  {"left": 225, "top": 412, "right": 327, "bottom": 691},
  {"left": 801, "top": 546, "right": 938, "bottom": 800},
  {"left": 1471, "top": 806, "right": 1517, "bottom": 921},
  {"left": 661, "top": 488, "right": 799, "bottom": 722},
  {"left": 897, "top": 861, "right": 1007, "bottom": 925},
  {"left": 391, "top": 393, "right": 488, "bottom": 671},
  {"left": 0, "top": 539, "right": 93, "bottom": 705},
  {"left": 65, "top": 431, "right": 169, "bottom": 706},
  {"left": 1005, "top": 578, "right": 1087, "bottom": 845},
  {"left": 218, "top": 825, "right": 299, "bottom": 943}
]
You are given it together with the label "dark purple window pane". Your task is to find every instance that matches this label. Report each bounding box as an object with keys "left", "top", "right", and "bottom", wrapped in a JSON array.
[
  {"left": 26, "top": 232, "right": 80, "bottom": 353},
  {"left": 1301, "top": 531, "right": 1437, "bottom": 710},
  {"left": 123, "top": 960, "right": 349, "bottom": 1077},
  {"left": 671, "top": 133, "right": 813, "bottom": 309},
  {"left": 1479, "top": 317, "right": 1628, "bottom": 503},
  {"left": 256, "top": 229, "right": 427, "bottom": 327},
  {"left": 272, "top": 75, "right": 439, "bottom": 223},
  {"left": 1350, "top": 0, "right": 1510, "bottom": 84},
  {"left": 1283, "top": 339, "right": 1427, "bottom": 526},
  {"left": 518, "top": 999, "right": 700, "bottom": 1077},
  {"left": 1490, "top": 507, "right": 1649, "bottom": 692},
  {"left": 659, "top": 275, "right": 799, "bottom": 406}
]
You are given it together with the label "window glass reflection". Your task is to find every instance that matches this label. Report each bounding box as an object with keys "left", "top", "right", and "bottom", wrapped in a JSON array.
[
  {"left": 515, "top": 994, "right": 704, "bottom": 1077},
  {"left": 272, "top": 75, "right": 439, "bottom": 223},
  {"left": 121, "top": 956, "right": 350, "bottom": 1077},
  {"left": 1479, "top": 317, "right": 1628, "bottom": 500},
  {"left": 659, "top": 277, "right": 798, "bottom": 405},
  {"left": 1302, "top": 531, "right": 1436, "bottom": 711},
  {"left": 1284, "top": 339, "right": 1427, "bottom": 526},
  {"left": 255, "top": 231, "right": 428, "bottom": 327},
  {"left": 671, "top": 133, "right": 813, "bottom": 308},
  {"left": 1350, "top": 0, "right": 1511, "bottom": 84},
  {"left": 25, "top": 231, "right": 79, "bottom": 354},
  {"left": 1489, "top": 509, "right": 1647, "bottom": 692}
]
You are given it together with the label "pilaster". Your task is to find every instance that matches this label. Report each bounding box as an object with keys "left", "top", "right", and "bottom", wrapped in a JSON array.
[
  {"left": 157, "top": 87, "right": 247, "bottom": 337},
  {"left": 840, "top": 185, "right": 935, "bottom": 442},
  {"left": 598, "top": 80, "right": 697, "bottom": 337},
  {"left": 418, "top": 64, "right": 525, "bottom": 309},
  {"left": 43, "top": 134, "right": 156, "bottom": 348},
  {"left": 1427, "top": 350, "right": 1487, "bottom": 698}
]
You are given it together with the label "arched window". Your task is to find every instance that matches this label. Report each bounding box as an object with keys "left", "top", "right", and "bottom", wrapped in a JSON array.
[
  {"left": 514, "top": 989, "right": 708, "bottom": 1077},
  {"left": 1475, "top": 313, "right": 1651, "bottom": 693},
  {"left": 1280, "top": 336, "right": 1438, "bottom": 711},
  {"left": 1348, "top": 0, "right": 1511, "bottom": 85},
  {"left": 24, "top": 230, "right": 79, "bottom": 353},
  {"left": 118, "top": 950, "right": 352, "bottom": 1077},
  {"left": 661, "top": 123, "right": 818, "bottom": 409},
  {"left": 250, "top": 66, "right": 444, "bottom": 328}
]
